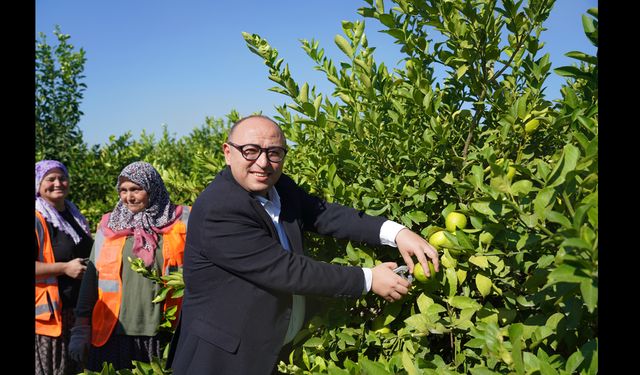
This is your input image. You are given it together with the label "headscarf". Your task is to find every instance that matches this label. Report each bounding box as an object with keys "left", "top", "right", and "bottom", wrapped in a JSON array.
[
  {"left": 105, "top": 161, "right": 178, "bottom": 266},
  {"left": 35, "top": 160, "right": 91, "bottom": 244}
]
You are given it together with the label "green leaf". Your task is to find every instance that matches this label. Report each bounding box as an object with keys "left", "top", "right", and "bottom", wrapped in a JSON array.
[
  {"left": 346, "top": 242, "right": 358, "bottom": 262},
  {"left": 442, "top": 172, "right": 456, "bottom": 185},
  {"left": 565, "top": 350, "right": 584, "bottom": 374},
  {"left": 490, "top": 176, "right": 511, "bottom": 194},
  {"left": 548, "top": 264, "right": 588, "bottom": 284},
  {"left": 519, "top": 213, "right": 538, "bottom": 228},
  {"left": 328, "top": 365, "right": 350, "bottom": 375},
  {"left": 359, "top": 358, "right": 391, "bottom": 375},
  {"left": 375, "top": 0, "right": 385, "bottom": 13},
  {"left": 509, "top": 323, "right": 525, "bottom": 375},
  {"left": 382, "top": 300, "right": 403, "bottom": 324},
  {"left": 404, "top": 313, "right": 429, "bottom": 333},
  {"left": 516, "top": 295, "right": 535, "bottom": 307},
  {"left": 336, "top": 332, "right": 356, "bottom": 346},
  {"left": 580, "top": 279, "right": 598, "bottom": 313},
  {"left": 539, "top": 360, "right": 560, "bottom": 375},
  {"left": 298, "top": 82, "right": 309, "bottom": 103},
  {"left": 465, "top": 338, "right": 486, "bottom": 349},
  {"left": 407, "top": 210, "right": 429, "bottom": 224},
  {"left": 546, "top": 144, "right": 580, "bottom": 188},
  {"left": 151, "top": 287, "right": 170, "bottom": 303},
  {"left": 554, "top": 65, "right": 591, "bottom": 80},
  {"left": 523, "top": 352, "right": 541, "bottom": 373},
  {"left": 373, "top": 179, "right": 386, "bottom": 193},
  {"left": 445, "top": 267, "right": 458, "bottom": 297},
  {"left": 560, "top": 237, "right": 591, "bottom": 250},
  {"left": 475, "top": 274, "right": 492, "bottom": 298},
  {"left": 366, "top": 204, "right": 389, "bottom": 216},
  {"left": 572, "top": 203, "right": 595, "bottom": 230},
  {"left": 472, "top": 200, "right": 496, "bottom": 218},
  {"left": 416, "top": 293, "right": 435, "bottom": 314},
  {"left": 303, "top": 337, "right": 324, "bottom": 348},
  {"left": 469, "top": 255, "right": 489, "bottom": 270},
  {"left": 402, "top": 349, "right": 420, "bottom": 375},
  {"left": 565, "top": 51, "right": 597, "bottom": 65},
  {"left": 334, "top": 35, "right": 354, "bottom": 58},
  {"left": 469, "top": 367, "right": 501, "bottom": 375},
  {"left": 456, "top": 64, "right": 469, "bottom": 79},
  {"left": 545, "top": 312, "right": 565, "bottom": 331},
  {"left": 448, "top": 296, "right": 481, "bottom": 311},
  {"left": 533, "top": 187, "right": 555, "bottom": 219},
  {"left": 516, "top": 93, "right": 529, "bottom": 119},
  {"left": 379, "top": 14, "right": 395, "bottom": 28},
  {"left": 454, "top": 229, "right": 474, "bottom": 250},
  {"left": 511, "top": 180, "right": 533, "bottom": 196},
  {"left": 546, "top": 210, "right": 572, "bottom": 229}
]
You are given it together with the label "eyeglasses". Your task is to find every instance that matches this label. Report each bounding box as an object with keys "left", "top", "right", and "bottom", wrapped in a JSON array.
[{"left": 227, "top": 141, "right": 288, "bottom": 163}]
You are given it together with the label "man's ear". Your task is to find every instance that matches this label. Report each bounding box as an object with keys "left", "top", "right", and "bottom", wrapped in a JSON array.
[{"left": 223, "top": 143, "right": 232, "bottom": 165}]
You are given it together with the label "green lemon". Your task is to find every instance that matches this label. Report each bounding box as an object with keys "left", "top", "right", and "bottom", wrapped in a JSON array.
[
  {"left": 413, "top": 261, "right": 436, "bottom": 283},
  {"left": 445, "top": 212, "right": 467, "bottom": 232},
  {"left": 429, "top": 230, "right": 453, "bottom": 250},
  {"left": 524, "top": 118, "right": 540, "bottom": 134},
  {"left": 479, "top": 231, "right": 494, "bottom": 245}
]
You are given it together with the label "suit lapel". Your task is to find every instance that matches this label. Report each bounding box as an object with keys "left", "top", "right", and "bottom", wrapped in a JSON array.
[
  {"left": 277, "top": 187, "right": 303, "bottom": 255},
  {"left": 281, "top": 216, "right": 302, "bottom": 255},
  {"left": 249, "top": 199, "right": 278, "bottom": 239}
]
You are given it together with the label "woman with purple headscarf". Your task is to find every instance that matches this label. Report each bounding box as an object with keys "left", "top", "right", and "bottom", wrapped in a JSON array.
[
  {"left": 69, "top": 161, "right": 190, "bottom": 372},
  {"left": 35, "top": 160, "right": 94, "bottom": 375}
]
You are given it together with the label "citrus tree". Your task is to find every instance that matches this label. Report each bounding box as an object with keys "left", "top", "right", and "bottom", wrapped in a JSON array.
[
  {"left": 237, "top": 0, "right": 597, "bottom": 373},
  {"left": 43, "top": 1, "right": 597, "bottom": 373},
  {"left": 36, "top": 26, "right": 93, "bottom": 212}
]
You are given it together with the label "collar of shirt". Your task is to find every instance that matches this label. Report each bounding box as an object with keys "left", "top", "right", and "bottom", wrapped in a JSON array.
[
  {"left": 255, "top": 186, "right": 281, "bottom": 223},
  {"left": 255, "top": 186, "right": 291, "bottom": 252}
]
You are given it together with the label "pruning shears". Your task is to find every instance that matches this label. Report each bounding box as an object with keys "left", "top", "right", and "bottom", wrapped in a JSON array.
[{"left": 393, "top": 265, "right": 414, "bottom": 284}]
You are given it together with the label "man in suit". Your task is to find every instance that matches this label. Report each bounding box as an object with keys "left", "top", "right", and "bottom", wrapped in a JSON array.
[{"left": 168, "top": 115, "right": 440, "bottom": 374}]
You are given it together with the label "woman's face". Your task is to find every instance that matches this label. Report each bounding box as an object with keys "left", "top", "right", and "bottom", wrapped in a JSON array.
[
  {"left": 39, "top": 168, "right": 69, "bottom": 207},
  {"left": 118, "top": 179, "right": 149, "bottom": 214}
]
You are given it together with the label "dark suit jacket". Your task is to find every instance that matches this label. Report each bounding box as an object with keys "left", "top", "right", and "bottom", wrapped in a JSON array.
[{"left": 167, "top": 166, "right": 386, "bottom": 374}]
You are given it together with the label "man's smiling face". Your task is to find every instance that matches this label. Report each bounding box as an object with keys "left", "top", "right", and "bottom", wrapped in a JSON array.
[{"left": 223, "top": 117, "right": 286, "bottom": 197}]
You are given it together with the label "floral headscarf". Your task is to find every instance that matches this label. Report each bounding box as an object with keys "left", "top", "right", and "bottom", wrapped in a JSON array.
[
  {"left": 35, "top": 160, "right": 91, "bottom": 244},
  {"left": 105, "top": 161, "right": 178, "bottom": 266}
]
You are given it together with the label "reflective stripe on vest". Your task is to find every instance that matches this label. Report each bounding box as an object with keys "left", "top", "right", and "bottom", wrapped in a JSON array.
[
  {"left": 91, "top": 206, "right": 189, "bottom": 347},
  {"left": 160, "top": 206, "right": 189, "bottom": 328},
  {"left": 35, "top": 211, "right": 63, "bottom": 337}
]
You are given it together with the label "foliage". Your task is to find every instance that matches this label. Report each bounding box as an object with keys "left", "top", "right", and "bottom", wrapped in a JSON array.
[
  {"left": 35, "top": 26, "right": 90, "bottom": 202},
  {"left": 78, "top": 258, "right": 181, "bottom": 375},
  {"left": 35, "top": 28, "right": 232, "bottom": 229},
  {"left": 37, "top": 1, "right": 597, "bottom": 374},
  {"left": 53, "top": 118, "right": 231, "bottom": 230},
  {"left": 79, "top": 354, "right": 171, "bottom": 375},
  {"left": 240, "top": 0, "right": 598, "bottom": 373}
]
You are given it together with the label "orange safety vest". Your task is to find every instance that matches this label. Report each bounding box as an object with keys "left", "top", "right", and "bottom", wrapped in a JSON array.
[
  {"left": 35, "top": 211, "right": 63, "bottom": 337},
  {"left": 91, "top": 206, "right": 189, "bottom": 347}
]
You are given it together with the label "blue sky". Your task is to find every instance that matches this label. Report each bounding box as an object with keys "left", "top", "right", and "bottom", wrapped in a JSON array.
[{"left": 36, "top": 0, "right": 598, "bottom": 147}]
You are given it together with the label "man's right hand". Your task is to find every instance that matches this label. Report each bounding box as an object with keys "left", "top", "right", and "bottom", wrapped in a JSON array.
[{"left": 371, "top": 262, "right": 411, "bottom": 302}]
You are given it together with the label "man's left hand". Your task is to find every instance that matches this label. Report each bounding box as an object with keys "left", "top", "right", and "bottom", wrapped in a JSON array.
[{"left": 395, "top": 229, "right": 440, "bottom": 277}]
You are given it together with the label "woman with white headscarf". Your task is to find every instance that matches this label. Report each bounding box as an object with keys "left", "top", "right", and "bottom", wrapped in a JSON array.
[
  {"left": 35, "top": 159, "right": 94, "bottom": 375},
  {"left": 69, "top": 161, "right": 189, "bottom": 372}
]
